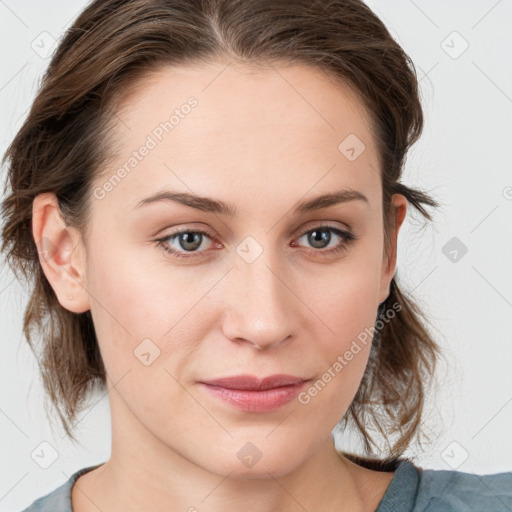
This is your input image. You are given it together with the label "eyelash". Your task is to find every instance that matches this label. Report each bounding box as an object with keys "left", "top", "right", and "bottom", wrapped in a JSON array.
[{"left": 154, "top": 224, "right": 358, "bottom": 261}]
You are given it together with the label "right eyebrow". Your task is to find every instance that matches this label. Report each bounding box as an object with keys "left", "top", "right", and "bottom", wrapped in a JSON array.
[{"left": 135, "top": 191, "right": 237, "bottom": 216}]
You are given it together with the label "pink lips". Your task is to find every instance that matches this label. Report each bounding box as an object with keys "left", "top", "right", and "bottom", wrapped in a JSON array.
[{"left": 198, "top": 374, "right": 310, "bottom": 413}]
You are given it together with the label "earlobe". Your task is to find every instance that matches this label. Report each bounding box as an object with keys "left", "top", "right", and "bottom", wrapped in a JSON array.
[
  {"left": 32, "top": 193, "right": 90, "bottom": 313},
  {"left": 379, "top": 194, "right": 407, "bottom": 304}
]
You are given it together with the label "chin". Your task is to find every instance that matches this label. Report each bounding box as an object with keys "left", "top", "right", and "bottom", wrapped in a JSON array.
[{"left": 198, "top": 445, "right": 305, "bottom": 480}]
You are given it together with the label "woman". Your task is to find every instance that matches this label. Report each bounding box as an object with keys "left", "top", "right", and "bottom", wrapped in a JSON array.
[{"left": 2, "top": 0, "right": 511, "bottom": 511}]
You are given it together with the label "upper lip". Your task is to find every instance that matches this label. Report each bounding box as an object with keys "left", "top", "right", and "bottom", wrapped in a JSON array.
[{"left": 199, "top": 374, "right": 310, "bottom": 390}]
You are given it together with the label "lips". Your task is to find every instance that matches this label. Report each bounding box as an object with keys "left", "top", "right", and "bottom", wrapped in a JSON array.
[
  {"left": 198, "top": 374, "right": 311, "bottom": 413},
  {"left": 199, "top": 374, "right": 309, "bottom": 391}
]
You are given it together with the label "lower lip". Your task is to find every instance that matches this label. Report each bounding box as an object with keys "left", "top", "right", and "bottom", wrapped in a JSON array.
[{"left": 199, "top": 381, "right": 309, "bottom": 413}]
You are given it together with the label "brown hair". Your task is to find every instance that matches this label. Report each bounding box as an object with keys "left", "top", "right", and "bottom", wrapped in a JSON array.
[{"left": 1, "top": 0, "right": 442, "bottom": 461}]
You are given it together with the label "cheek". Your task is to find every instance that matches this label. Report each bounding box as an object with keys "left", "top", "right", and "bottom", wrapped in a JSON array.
[
  {"left": 298, "top": 297, "right": 375, "bottom": 428},
  {"left": 85, "top": 240, "right": 209, "bottom": 382},
  {"left": 84, "top": 242, "right": 162, "bottom": 369},
  {"left": 310, "top": 252, "right": 382, "bottom": 343},
  {"left": 86, "top": 230, "right": 171, "bottom": 329},
  {"left": 298, "top": 257, "right": 381, "bottom": 414}
]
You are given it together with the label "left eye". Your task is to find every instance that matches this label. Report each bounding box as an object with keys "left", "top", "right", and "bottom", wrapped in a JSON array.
[
  {"left": 295, "top": 226, "right": 352, "bottom": 251},
  {"left": 155, "top": 225, "right": 357, "bottom": 260}
]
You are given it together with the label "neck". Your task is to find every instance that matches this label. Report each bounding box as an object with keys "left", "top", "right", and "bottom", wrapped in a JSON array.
[{"left": 72, "top": 396, "right": 391, "bottom": 512}]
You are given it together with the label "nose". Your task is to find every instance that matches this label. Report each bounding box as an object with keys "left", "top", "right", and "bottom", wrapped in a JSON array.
[{"left": 221, "top": 250, "right": 296, "bottom": 351}]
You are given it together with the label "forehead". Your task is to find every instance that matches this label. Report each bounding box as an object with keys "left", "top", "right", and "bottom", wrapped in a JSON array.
[{"left": 96, "top": 60, "right": 381, "bottom": 214}]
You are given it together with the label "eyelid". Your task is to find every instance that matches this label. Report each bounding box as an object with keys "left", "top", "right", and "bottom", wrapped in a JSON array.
[
  {"left": 294, "top": 219, "right": 352, "bottom": 236},
  {"left": 156, "top": 220, "right": 352, "bottom": 244}
]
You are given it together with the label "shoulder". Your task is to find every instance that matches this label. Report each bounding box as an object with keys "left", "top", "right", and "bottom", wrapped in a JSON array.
[
  {"left": 20, "top": 479, "right": 72, "bottom": 512},
  {"left": 20, "top": 464, "right": 103, "bottom": 512},
  {"left": 344, "top": 452, "right": 512, "bottom": 512},
  {"left": 414, "top": 465, "right": 512, "bottom": 511}
]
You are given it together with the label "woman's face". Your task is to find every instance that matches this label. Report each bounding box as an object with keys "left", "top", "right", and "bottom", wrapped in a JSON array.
[{"left": 45, "top": 61, "right": 406, "bottom": 477}]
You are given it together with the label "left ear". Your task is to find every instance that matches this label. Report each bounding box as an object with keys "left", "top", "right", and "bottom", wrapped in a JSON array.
[{"left": 379, "top": 193, "right": 407, "bottom": 304}]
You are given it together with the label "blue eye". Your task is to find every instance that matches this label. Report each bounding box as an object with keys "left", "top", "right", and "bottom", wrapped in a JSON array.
[
  {"left": 154, "top": 224, "right": 357, "bottom": 260},
  {"left": 293, "top": 225, "right": 357, "bottom": 254},
  {"left": 155, "top": 228, "right": 214, "bottom": 259}
]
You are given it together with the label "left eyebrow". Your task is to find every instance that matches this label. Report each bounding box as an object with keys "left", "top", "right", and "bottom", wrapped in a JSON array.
[
  {"left": 293, "top": 188, "right": 369, "bottom": 214},
  {"left": 134, "top": 187, "right": 369, "bottom": 216}
]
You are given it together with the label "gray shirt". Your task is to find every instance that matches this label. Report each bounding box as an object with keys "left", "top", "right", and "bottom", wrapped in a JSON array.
[{"left": 20, "top": 457, "right": 512, "bottom": 511}]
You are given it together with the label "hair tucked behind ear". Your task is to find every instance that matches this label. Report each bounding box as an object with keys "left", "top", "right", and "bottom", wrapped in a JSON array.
[{"left": 1, "top": 0, "right": 441, "bottom": 455}]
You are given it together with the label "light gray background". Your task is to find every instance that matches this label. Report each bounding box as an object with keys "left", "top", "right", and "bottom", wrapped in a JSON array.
[{"left": 1, "top": 1, "right": 511, "bottom": 510}]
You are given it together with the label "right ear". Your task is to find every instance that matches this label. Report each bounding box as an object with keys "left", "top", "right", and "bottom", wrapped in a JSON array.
[{"left": 32, "top": 193, "right": 91, "bottom": 313}]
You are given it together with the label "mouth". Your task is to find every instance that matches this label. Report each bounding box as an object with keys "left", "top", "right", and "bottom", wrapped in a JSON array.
[{"left": 197, "top": 374, "right": 311, "bottom": 412}]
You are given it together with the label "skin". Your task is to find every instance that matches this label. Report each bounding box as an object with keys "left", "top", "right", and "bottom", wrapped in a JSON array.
[{"left": 32, "top": 59, "right": 407, "bottom": 512}]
